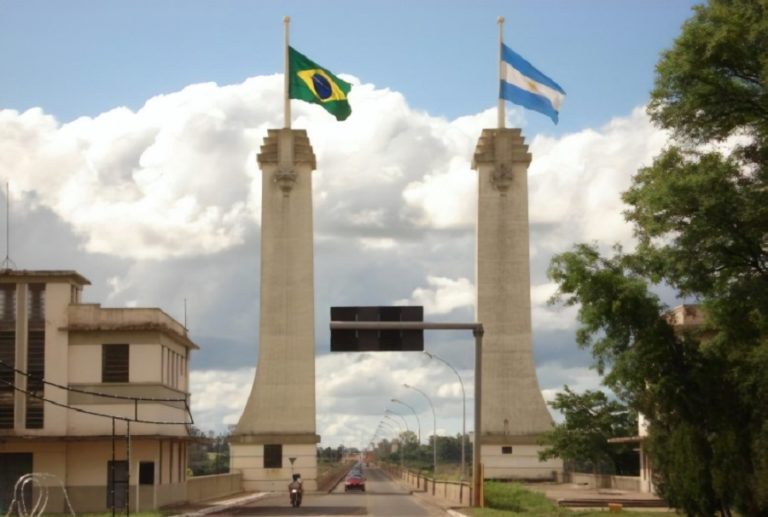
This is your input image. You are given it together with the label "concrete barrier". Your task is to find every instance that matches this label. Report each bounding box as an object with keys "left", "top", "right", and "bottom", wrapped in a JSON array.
[
  {"left": 567, "top": 472, "right": 641, "bottom": 492},
  {"left": 186, "top": 472, "right": 243, "bottom": 502}
]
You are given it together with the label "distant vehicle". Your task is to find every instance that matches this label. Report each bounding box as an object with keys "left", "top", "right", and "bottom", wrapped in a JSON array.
[{"left": 344, "top": 474, "right": 366, "bottom": 492}]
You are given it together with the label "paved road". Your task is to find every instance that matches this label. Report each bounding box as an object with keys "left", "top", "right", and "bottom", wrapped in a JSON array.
[{"left": 213, "top": 466, "right": 449, "bottom": 516}]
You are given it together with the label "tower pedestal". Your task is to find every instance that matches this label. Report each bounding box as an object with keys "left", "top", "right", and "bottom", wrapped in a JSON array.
[
  {"left": 230, "top": 129, "right": 320, "bottom": 491},
  {"left": 472, "top": 128, "right": 562, "bottom": 479}
]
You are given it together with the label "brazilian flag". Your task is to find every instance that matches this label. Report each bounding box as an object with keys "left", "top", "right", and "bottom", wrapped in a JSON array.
[{"left": 289, "top": 46, "right": 352, "bottom": 121}]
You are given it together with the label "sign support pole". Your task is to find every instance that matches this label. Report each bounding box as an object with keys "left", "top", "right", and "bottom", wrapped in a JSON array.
[{"left": 329, "top": 319, "right": 485, "bottom": 506}]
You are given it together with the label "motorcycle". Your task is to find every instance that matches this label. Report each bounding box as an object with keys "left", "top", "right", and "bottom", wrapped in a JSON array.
[{"left": 290, "top": 486, "right": 302, "bottom": 507}]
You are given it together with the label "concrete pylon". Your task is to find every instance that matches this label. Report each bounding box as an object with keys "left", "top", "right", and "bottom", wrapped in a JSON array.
[
  {"left": 230, "top": 129, "right": 320, "bottom": 491},
  {"left": 472, "top": 128, "right": 562, "bottom": 479}
]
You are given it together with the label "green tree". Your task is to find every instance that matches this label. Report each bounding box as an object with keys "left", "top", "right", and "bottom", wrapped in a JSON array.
[
  {"left": 538, "top": 387, "right": 637, "bottom": 476},
  {"left": 548, "top": 1, "right": 768, "bottom": 515}
]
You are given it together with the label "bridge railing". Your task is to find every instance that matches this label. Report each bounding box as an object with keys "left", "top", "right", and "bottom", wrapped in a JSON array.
[{"left": 383, "top": 464, "right": 471, "bottom": 507}]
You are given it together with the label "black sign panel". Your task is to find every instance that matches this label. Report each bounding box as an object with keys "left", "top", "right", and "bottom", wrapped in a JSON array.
[{"left": 330, "top": 306, "right": 423, "bottom": 352}]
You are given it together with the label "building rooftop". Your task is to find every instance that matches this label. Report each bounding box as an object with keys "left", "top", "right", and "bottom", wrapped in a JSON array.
[
  {"left": 64, "top": 304, "right": 199, "bottom": 350},
  {"left": 0, "top": 269, "right": 91, "bottom": 286},
  {"left": 0, "top": 268, "right": 199, "bottom": 349}
]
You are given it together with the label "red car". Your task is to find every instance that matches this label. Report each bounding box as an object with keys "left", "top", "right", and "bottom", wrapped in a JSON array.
[{"left": 344, "top": 475, "right": 366, "bottom": 492}]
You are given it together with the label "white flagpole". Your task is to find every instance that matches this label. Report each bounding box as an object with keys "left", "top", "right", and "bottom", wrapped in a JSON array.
[
  {"left": 284, "top": 16, "right": 291, "bottom": 129},
  {"left": 498, "top": 16, "right": 505, "bottom": 129}
]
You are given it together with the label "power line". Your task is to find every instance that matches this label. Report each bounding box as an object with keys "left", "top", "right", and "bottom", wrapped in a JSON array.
[
  {"left": 1, "top": 359, "right": 188, "bottom": 403},
  {"left": 0, "top": 362, "right": 193, "bottom": 426}
]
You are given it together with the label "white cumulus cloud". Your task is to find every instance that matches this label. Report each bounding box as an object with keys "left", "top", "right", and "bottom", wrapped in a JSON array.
[
  {"left": 395, "top": 276, "right": 475, "bottom": 315},
  {"left": 1, "top": 73, "right": 673, "bottom": 444}
]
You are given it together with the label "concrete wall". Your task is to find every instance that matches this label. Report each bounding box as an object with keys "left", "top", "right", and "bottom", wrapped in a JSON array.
[
  {"left": 65, "top": 401, "right": 188, "bottom": 436},
  {"left": 43, "top": 282, "right": 72, "bottom": 436},
  {"left": 66, "top": 331, "right": 190, "bottom": 436},
  {"left": 0, "top": 439, "right": 187, "bottom": 512},
  {"left": 68, "top": 334, "right": 182, "bottom": 385},
  {"left": 568, "top": 472, "right": 642, "bottom": 492},
  {"left": 230, "top": 442, "right": 317, "bottom": 492},
  {"left": 481, "top": 444, "right": 560, "bottom": 480},
  {"left": 0, "top": 441, "right": 68, "bottom": 512},
  {"left": 187, "top": 472, "right": 242, "bottom": 502},
  {"left": 66, "top": 483, "right": 185, "bottom": 513}
]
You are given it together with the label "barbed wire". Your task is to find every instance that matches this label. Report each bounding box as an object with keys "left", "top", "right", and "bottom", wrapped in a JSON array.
[{"left": 3, "top": 473, "right": 77, "bottom": 517}]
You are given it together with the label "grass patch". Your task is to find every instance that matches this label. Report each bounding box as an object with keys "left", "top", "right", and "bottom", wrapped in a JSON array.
[
  {"left": 462, "top": 482, "right": 677, "bottom": 517},
  {"left": 467, "top": 511, "right": 676, "bottom": 517},
  {"left": 481, "top": 481, "right": 568, "bottom": 516}
]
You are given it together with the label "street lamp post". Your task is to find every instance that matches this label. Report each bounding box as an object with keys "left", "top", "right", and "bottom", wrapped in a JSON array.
[
  {"left": 424, "top": 351, "right": 467, "bottom": 482},
  {"left": 380, "top": 420, "right": 404, "bottom": 468},
  {"left": 391, "top": 398, "right": 421, "bottom": 444},
  {"left": 382, "top": 418, "right": 405, "bottom": 467},
  {"left": 385, "top": 408, "right": 410, "bottom": 434},
  {"left": 404, "top": 383, "right": 438, "bottom": 488},
  {"left": 385, "top": 414, "right": 408, "bottom": 434}
]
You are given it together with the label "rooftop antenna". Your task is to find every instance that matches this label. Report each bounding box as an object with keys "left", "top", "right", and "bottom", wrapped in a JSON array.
[
  {"left": 184, "top": 297, "right": 188, "bottom": 333},
  {"left": 1, "top": 182, "right": 16, "bottom": 270}
]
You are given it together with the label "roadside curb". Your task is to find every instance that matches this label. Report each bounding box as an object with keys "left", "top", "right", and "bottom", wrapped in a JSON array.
[
  {"left": 169, "top": 492, "right": 269, "bottom": 517},
  {"left": 447, "top": 509, "right": 470, "bottom": 517}
]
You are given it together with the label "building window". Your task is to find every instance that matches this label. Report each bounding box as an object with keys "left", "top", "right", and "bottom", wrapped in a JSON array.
[
  {"left": 27, "top": 284, "right": 45, "bottom": 326},
  {"left": 139, "top": 462, "right": 155, "bottom": 485},
  {"left": 0, "top": 330, "right": 14, "bottom": 429},
  {"left": 26, "top": 284, "right": 45, "bottom": 429},
  {"left": 0, "top": 284, "right": 15, "bottom": 429},
  {"left": 0, "top": 284, "right": 16, "bottom": 324},
  {"left": 70, "top": 285, "right": 81, "bottom": 304},
  {"left": 501, "top": 446, "right": 513, "bottom": 455},
  {"left": 263, "top": 444, "right": 282, "bottom": 468},
  {"left": 102, "top": 344, "right": 129, "bottom": 383},
  {"left": 165, "top": 348, "right": 171, "bottom": 385},
  {"left": 25, "top": 331, "right": 45, "bottom": 429}
]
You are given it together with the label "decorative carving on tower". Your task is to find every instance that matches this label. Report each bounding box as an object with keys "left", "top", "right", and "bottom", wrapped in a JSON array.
[
  {"left": 491, "top": 163, "right": 513, "bottom": 192},
  {"left": 274, "top": 165, "right": 297, "bottom": 194}
]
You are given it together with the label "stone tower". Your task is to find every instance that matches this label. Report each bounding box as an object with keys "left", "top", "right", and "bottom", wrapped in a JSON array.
[
  {"left": 472, "top": 128, "right": 562, "bottom": 479},
  {"left": 230, "top": 129, "right": 320, "bottom": 491}
]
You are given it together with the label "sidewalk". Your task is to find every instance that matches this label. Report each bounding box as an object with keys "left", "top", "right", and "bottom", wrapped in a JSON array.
[
  {"left": 523, "top": 482, "right": 668, "bottom": 509},
  {"left": 166, "top": 491, "right": 268, "bottom": 517},
  {"left": 407, "top": 485, "right": 469, "bottom": 514},
  {"left": 386, "top": 472, "right": 470, "bottom": 517}
]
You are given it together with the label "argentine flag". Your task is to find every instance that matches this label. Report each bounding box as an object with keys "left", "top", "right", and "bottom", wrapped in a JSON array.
[{"left": 500, "top": 44, "right": 565, "bottom": 124}]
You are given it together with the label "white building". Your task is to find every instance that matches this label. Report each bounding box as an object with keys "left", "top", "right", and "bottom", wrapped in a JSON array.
[{"left": 0, "top": 269, "right": 197, "bottom": 512}]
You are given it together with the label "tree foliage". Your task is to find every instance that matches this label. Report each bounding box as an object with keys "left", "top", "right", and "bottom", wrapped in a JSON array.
[
  {"left": 548, "top": 1, "right": 768, "bottom": 515},
  {"left": 538, "top": 387, "right": 638, "bottom": 475},
  {"left": 187, "top": 427, "right": 230, "bottom": 476},
  {"left": 374, "top": 433, "right": 473, "bottom": 474}
]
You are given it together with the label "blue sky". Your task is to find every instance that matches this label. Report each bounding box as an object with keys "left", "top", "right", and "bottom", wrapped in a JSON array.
[
  {"left": 1, "top": 1, "right": 701, "bottom": 446},
  {"left": 2, "top": 1, "right": 698, "bottom": 131}
]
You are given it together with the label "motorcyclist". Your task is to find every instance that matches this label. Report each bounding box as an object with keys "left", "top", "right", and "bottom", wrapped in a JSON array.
[{"left": 288, "top": 473, "right": 303, "bottom": 506}]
